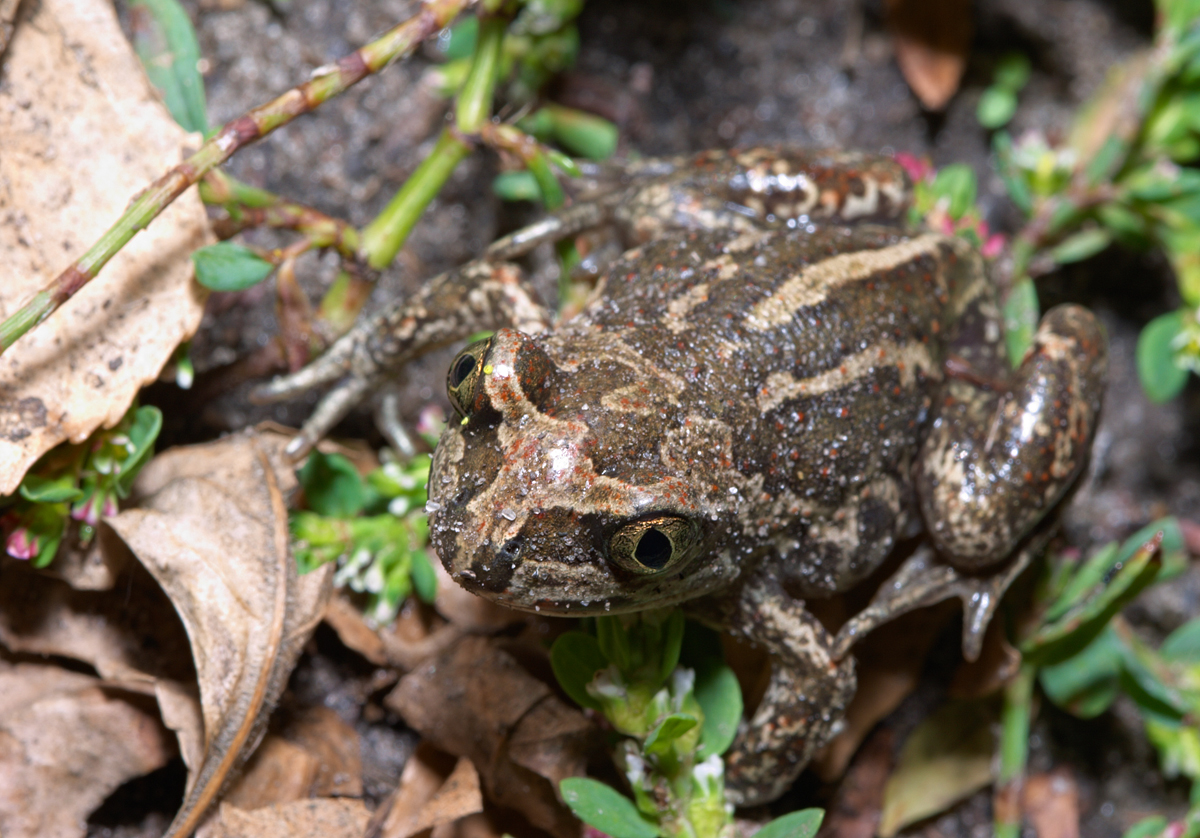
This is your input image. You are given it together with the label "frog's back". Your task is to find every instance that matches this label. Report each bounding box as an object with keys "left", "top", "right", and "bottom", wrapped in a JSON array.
[{"left": 554, "top": 224, "right": 984, "bottom": 594}]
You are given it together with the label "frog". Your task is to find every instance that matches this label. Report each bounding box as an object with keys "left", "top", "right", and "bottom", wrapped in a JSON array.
[{"left": 258, "top": 148, "right": 1107, "bottom": 806}]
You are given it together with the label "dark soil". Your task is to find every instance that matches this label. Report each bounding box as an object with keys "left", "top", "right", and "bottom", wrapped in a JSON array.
[{"left": 106, "top": 0, "right": 1200, "bottom": 835}]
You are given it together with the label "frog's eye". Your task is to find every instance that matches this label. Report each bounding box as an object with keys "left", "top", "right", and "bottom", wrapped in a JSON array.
[
  {"left": 446, "top": 337, "right": 492, "bottom": 417},
  {"left": 609, "top": 516, "right": 701, "bottom": 574}
]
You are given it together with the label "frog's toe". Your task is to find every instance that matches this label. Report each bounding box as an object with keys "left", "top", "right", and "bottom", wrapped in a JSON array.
[{"left": 832, "top": 534, "right": 1046, "bottom": 662}]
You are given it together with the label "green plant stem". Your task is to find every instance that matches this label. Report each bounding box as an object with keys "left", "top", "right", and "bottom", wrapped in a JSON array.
[
  {"left": 360, "top": 130, "right": 473, "bottom": 269},
  {"left": 995, "top": 662, "right": 1036, "bottom": 838},
  {"left": 359, "top": 8, "right": 508, "bottom": 269},
  {"left": 0, "top": 0, "right": 473, "bottom": 355}
]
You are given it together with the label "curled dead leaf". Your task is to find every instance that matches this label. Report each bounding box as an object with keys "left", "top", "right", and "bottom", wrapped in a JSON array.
[
  {"left": 885, "top": 0, "right": 972, "bottom": 111},
  {"left": 0, "top": 662, "right": 177, "bottom": 838},
  {"left": 385, "top": 635, "right": 597, "bottom": 838},
  {"left": 1023, "top": 768, "right": 1080, "bottom": 838},
  {"left": 209, "top": 798, "right": 370, "bottom": 838},
  {"left": 106, "top": 431, "right": 333, "bottom": 838},
  {"left": 0, "top": 0, "right": 211, "bottom": 494}
]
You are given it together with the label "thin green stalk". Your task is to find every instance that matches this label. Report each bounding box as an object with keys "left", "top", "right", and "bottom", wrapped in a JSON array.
[
  {"left": 456, "top": 14, "right": 507, "bottom": 133},
  {"left": 0, "top": 0, "right": 473, "bottom": 355},
  {"left": 359, "top": 9, "right": 508, "bottom": 268},
  {"left": 995, "top": 662, "right": 1036, "bottom": 838},
  {"left": 360, "top": 130, "right": 473, "bottom": 268}
]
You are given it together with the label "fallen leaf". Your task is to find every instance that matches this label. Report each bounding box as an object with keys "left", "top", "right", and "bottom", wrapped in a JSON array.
[
  {"left": 814, "top": 604, "right": 951, "bottom": 780},
  {"left": 375, "top": 757, "right": 484, "bottom": 838},
  {"left": 0, "top": 0, "right": 211, "bottom": 494},
  {"left": 386, "top": 635, "right": 597, "bottom": 838},
  {"left": 222, "top": 704, "right": 363, "bottom": 809},
  {"left": 0, "top": 661, "right": 177, "bottom": 838},
  {"left": 877, "top": 698, "right": 997, "bottom": 836},
  {"left": 818, "top": 728, "right": 893, "bottom": 838},
  {"left": 107, "top": 430, "right": 334, "bottom": 838},
  {"left": 366, "top": 743, "right": 457, "bottom": 838},
  {"left": 222, "top": 736, "right": 319, "bottom": 810},
  {"left": 0, "top": 548, "right": 194, "bottom": 684},
  {"left": 209, "top": 798, "right": 370, "bottom": 838},
  {"left": 323, "top": 593, "right": 390, "bottom": 666},
  {"left": 885, "top": 0, "right": 972, "bottom": 110},
  {"left": 1022, "top": 768, "right": 1080, "bottom": 838},
  {"left": 950, "top": 615, "right": 1023, "bottom": 700}
]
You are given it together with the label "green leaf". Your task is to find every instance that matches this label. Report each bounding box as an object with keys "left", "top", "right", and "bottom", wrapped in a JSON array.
[
  {"left": 115, "top": 405, "right": 163, "bottom": 497},
  {"left": 931, "top": 164, "right": 977, "bottom": 220},
  {"left": 298, "top": 451, "right": 367, "bottom": 517},
  {"left": 410, "top": 549, "right": 438, "bottom": 603},
  {"left": 977, "top": 87, "right": 1018, "bottom": 129},
  {"left": 544, "top": 105, "right": 618, "bottom": 161},
  {"left": 559, "top": 778, "right": 660, "bottom": 838},
  {"left": 597, "top": 615, "right": 632, "bottom": 672},
  {"left": 1137, "top": 311, "right": 1189, "bottom": 403},
  {"left": 550, "top": 631, "right": 608, "bottom": 711},
  {"left": 993, "top": 53, "right": 1032, "bottom": 91},
  {"left": 1038, "top": 624, "right": 1123, "bottom": 718},
  {"left": 19, "top": 475, "right": 83, "bottom": 504},
  {"left": 693, "top": 657, "right": 742, "bottom": 757},
  {"left": 492, "top": 171, "right": 542, "bottom": 202},
  {"left": 1121, "top": 815, "right": 1170, "bottom": 838},
  {"left": 753, "top": 809, "right": 824, "bottom": 838},
  {"left": 441, "top": 15, "right": 478, "bottom": 60},
  {"left": 1051, "top": 227, "right": 1112, "bottom": 264},
  {"left": 1097, "top": 203, "right": 1149, "bottom": 246},
  {"left": 1003, "top": 277, "right": 1039, "bottom": 367},
  {"left": 1022, "top": 528, "right": 1164, "bottom": 666},
  {"left": 658, "top": 608, "right": 686, "bottom": 686},
  {"left": 1161, "top": 618, "right": 1200, "bottom": 663},
  {"left": 526, "top": 149, "right": 566, "bottom": 209},
  {"left": 191, "top": 242, "right": 275, "bottom": 292},
  {"left": 644, "top": 713, "right": 698, "bottom": 756},
  {"left": 129, "top": 0, "right": 208, "bottom": 133}
]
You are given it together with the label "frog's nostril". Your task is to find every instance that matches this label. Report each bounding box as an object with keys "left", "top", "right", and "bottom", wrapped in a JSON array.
[{"left": 498, "top": 536, "right": 524, "bottom": 561}]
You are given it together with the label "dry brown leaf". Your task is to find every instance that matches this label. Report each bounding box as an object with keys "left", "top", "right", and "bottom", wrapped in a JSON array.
[
  {"left": 814, "top": 604, "right": 951, "bottom": 780},
  {"left": 0, "top": 0, "right": 211, "bottom": 494},
  {"left": 376, "top": 757, "right": 484, "bottom": 838},
  {"left": 324, "top": 594, "right": 390, "bottom": 666},
  {"left": 222, "top": 704, "right": 363, "bottom": 809},
  {"left": 223, "top": 736, "right": 319, "bottom": 810},
  {"left": 1023, "top": 768, "right": 1080, "bottom": 838},
  {"left": 386, "top": 635, "right": 595, "bottom": 838},
  {"left": 885, "top": 0, "right": 972, "bottom": 110},
  {"left": 210, "top": 798, "right": 370, "bottom": 838},
  {"left": 0, "top": 661, "right": 177, "bottom": 838},
  {"left": 367, "top": 743, "right": 457, "bottom": 838},
  {"left": 0, "top": 549, "right": 194, "bottom": 684},
  {"left": 950, "top": 615, "right": 1023, "bottom": 700},
  {"left": 107, "top": 431, "right": 334, "bottom": 838},
  {"left": 816, "top": 728, "right": 893, "bottom": 838}
]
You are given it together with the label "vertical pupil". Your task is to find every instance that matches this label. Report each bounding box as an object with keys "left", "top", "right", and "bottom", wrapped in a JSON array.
[
  {"left": 451, "top": 354, "right": 477, "bottom": 388},
  {"left": 634, "top": 528, "right": 673, "bottom": 569}
]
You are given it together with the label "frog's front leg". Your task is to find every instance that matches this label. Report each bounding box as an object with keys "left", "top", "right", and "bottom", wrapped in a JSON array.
[
  {"left": 253, "top": 259, "right": 552, "bottom": 457},
  {"left": 917, "top": 303, "right": 1107, "bottom": 569},
  {"left": 691, "top": 570, "right": 855, "bottom": 807}
]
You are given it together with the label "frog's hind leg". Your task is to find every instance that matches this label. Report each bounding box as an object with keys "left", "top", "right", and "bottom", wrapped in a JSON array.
[
  {"left": 916, "top": 303, "right": 1107, "bottom": 570},
  {"left": 252, "top": 259, "right": 552, "bottom": 458},
  {"left": 692, "top": 570, "right": 856, "bottom": 806}
]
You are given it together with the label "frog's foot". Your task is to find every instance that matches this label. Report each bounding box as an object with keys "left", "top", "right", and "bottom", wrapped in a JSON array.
[
  {"left": 251, "top": 259, "right": 552, "bottom": 458},
  {"left": 695, "top": 573, "right": 856, "bottom": 807},
  {"left": 831, "top": 533, "right": 1046, "bottom": 662}
]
